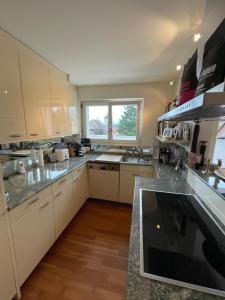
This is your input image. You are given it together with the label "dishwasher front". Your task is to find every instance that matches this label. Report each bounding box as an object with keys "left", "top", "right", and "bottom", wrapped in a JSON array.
[{"left": 88, "top": 162, "right": 120, "bottom": 201}]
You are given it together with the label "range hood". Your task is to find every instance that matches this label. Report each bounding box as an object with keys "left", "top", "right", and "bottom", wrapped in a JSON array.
[{"left": 158, "top": 82, "right": 225, "bottom": 122}]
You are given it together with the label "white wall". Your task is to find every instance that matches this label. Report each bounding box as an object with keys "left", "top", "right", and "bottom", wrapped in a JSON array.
[{"left": 78, "top": 82, "right": 175, "bottom": 146}]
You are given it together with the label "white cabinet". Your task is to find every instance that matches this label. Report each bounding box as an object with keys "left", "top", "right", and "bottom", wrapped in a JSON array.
[
  {"left": 0, "top": 215, "right": 17, "bottom": 300},
  {"left": 10, "top": 189, "right": 55, "bottom": 286},
  {"left": 52, "top": 174, "right": 74, "bottom": 238},
  {"left": 119, "top": 165, "right": 154, "bottom": 204},
  {"left": 69, "top": 85, "right": 80, "bottom": 135},
  {"left": 50, "top": 68, "right": 70, "bottom": 137},
  {"left": 72, "top": 164, "right": 89, "bottom": 213},
  {"left": 19, "top": 49, "right": 53, "bottom": 139},
  {"left": 0, "top": 31, "right": 26, "bottom": 143}
]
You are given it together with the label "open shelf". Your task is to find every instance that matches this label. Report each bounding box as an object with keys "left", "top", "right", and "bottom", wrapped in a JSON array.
[{"left": 155, "top": 135, "right": 190, "bottom": 150}]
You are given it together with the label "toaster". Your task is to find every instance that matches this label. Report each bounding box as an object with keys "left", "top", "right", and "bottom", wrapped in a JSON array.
[{"left": 55, "top": 149, "right": 69, "bottom": 161}]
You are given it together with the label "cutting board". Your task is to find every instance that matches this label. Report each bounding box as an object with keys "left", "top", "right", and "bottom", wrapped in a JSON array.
[{"left": 95, "top": 154, "right": 122, "bottom": 163}]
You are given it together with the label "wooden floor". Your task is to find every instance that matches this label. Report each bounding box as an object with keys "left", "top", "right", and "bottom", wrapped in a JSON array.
[{"left": 20, "top": 199, "right": 132, "bottom": 300}]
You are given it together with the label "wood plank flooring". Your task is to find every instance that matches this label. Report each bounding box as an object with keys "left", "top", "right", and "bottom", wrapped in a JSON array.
[{"left": 20, "top": 199, "right": 132, "bottom": 300}]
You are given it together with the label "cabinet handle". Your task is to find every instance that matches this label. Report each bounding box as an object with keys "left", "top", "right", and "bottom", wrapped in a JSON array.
[
  {"left": 55, "top": 131, "right": 61, "bottom": 135},
  {"left": 9, "top": 134, "right": 22, "bottom": 138},
  {"left": 55, "top": 191, "right": 62, "bottom": 198},
  {"left": 39, "top": 201, "right": 50, "bottom": 209},
  {"left": 132, "top": 174, "right": 139, "bottom": 177},
  {"left": 73, "top": 178, "right": 78, "bottom": 183},
  {"left": 29, "top": 133, "right": 40, "bottom": 136},
  {"left": 28, "top": 196, "right": 40, "bottom": 205}
]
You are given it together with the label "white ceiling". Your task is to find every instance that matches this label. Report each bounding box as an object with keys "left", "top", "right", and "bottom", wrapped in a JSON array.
[{"left": 0, "top": 0, "right": 205, "bottom": 85}]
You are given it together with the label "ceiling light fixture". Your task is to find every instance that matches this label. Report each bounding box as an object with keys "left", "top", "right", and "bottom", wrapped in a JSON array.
[
  {"left": 193, "top": 33, "right": 201, "bottom": 42},
  {"left": 170, "top": 81, "right": 174, "bottom": 86},
  {"left": 176, "top": 65, "right": 182, "bottom": 71}
]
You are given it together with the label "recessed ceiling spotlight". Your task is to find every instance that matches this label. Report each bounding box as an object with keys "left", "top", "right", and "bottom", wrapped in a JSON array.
[
  {"left": 176, "top": 65, "right": 182, "bottom": 71},
  {"left": 170, "top": 81, "right": 174, "bottom": 86},
  {"left": 193, "top": 33, "right": 201, "bottom": 42}
]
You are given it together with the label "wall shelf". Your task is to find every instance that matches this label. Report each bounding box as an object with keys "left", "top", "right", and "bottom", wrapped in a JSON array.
[{"left": 155, "top": 135, "right": 190, "bottom": 150}]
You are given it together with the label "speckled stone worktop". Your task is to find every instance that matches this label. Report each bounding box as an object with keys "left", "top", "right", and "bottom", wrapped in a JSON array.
[
  {"left": 4, "top": 153, "right": 98, "bottom": 210},
  {"left": 4, "top": 153, "right": 181, "bottom": 210},
  {"left": 125, "top": 174, "right": 225, "bottom": 300}
]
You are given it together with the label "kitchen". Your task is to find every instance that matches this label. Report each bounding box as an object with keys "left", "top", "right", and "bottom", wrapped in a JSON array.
[{"left": 0, "top": 0, "right": 225, "bottom": 300}]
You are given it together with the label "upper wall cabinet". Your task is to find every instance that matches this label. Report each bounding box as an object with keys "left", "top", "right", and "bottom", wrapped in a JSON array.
[
  {"left": 0, "top": 31, "right": 26, "bottom": 143},
  {"left": 50, "top": 68, "right": 69, "bottom": 137},
  {"left": 69, "top": 85, "right": 80, "bottom": 135},
  {"left": 19, "top": 49, "right": 53, "bottom": 139}
]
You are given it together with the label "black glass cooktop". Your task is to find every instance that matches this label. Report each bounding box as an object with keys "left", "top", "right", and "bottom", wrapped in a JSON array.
[{"left": 141, "top": 190, "right": 225, "bottom": 296}]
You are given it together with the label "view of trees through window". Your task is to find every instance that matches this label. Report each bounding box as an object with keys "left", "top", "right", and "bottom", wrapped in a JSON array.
[
  {"left": 112, "top": 104, "right": 137, "bottom": 140},
  {"left": 85, "top": 103, "right": 138, "bottom": 141}
]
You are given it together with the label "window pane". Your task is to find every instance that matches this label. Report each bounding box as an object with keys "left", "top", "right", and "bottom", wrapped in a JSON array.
[
  {"left": 212, "top": 121, "right": 225, "bottom": 167},
  {"left": 112, "top": 104, "right": 137, "bottom": 141},
  {"left": 86, "top": 105, "right": 108, "bottom": 139}
]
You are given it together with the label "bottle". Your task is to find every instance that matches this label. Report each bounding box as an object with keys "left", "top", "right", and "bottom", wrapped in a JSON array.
[{"left": 37, "top": 148, "right": 44, "bottom": 167}]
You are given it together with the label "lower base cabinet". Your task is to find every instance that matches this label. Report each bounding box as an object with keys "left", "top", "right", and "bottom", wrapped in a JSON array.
[
  {"left": 119, "top": 165, "right": 154, "bottom": 204},
  {"left": 52, "top": 175, "right": 73, "bottom": 239},
  {"left": 0, "top": 215, "right": 17, "bottom": 300},
  {"left": 72, "top": 164, "right": 89, "bottom": 213},
  {"left": 8, "top": 163, "right": 90, "bottom": 291},
  {"left": 11, "top": 191, "right": 55, "bottom": 286}
]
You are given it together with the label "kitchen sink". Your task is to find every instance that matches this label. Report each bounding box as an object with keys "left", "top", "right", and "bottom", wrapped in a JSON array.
[{"left": 121, "top": 156, "right": 151, "bottom": 165}]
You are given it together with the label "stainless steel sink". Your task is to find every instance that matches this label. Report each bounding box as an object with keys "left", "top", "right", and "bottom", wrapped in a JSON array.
[{"left": 121, "top": 157, "right": 151, "bottom": 165}]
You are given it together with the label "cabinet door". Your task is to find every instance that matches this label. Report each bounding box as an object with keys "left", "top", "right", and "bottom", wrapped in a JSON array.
[
  {"left": 11, "top": 198, "right": 55, "bottom": 286},
  {"left": 0, "top": 215, "right": 16, "bottom": 300},
  {"left": 19, "top": 50, "right": 52, "bottom": 139},
  {"left": 0, "top": 31, "right": 26, "bottom": 143},
  {"left": 52, "top": 179, "right": 74, "bottom": 238},
  {"left": 50, "top": 68, "right": 69, "bottom": 137},
  {"left": 119, "top": 172, "right": 151, "bottom": 204},
  {"left": 72, "top": 165, "right": 89, "bottom": 213},
  {"left": 80, "top": 164, "right": 89, "bottom": 205},
  {"left": 69, "top": 85, "right": 80, "bottom": 135},
  {"left": 119, "top": 172, "right": 135, "bottom": 204}
]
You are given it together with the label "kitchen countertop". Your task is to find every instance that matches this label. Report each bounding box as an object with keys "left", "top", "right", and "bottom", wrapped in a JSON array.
[
  {"left": 125, "top": 175, "right": 225, "bottom": 300},
  {"left": 4, "top": 153, "right": 98, "bottom": 210},
  {"left": 4, "top": 152, "right": 184, "bottom": 210},
  {"left": 4, "top": 151, "right": 224, "bottom": 298}
]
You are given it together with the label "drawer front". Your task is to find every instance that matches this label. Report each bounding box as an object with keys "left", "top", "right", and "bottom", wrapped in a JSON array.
[
  {"left": 120, "top": 164, "right": 154, "bottom": 174},
  {"left": 9, "top": 186, "right": 51, "bottom": 224},
  {"left": 51, "top": 173, "right": 72, "bottom": 193},
  {"left": 71, "top": 163, "right": 86, "bottom": 180}
]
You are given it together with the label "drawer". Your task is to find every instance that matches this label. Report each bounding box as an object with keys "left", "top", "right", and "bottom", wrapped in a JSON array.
[
  {"left": 120, "top": 164, "right": 154, "bottom": 174},
  {"left": 9, "top": 186, "right": 51, "bottom": 224},
  {"left": 51, "top": 173, "right": 72, "bottom": 193},
  {"left": 71, "top": 164, "right": 86, "bottom": 179}
]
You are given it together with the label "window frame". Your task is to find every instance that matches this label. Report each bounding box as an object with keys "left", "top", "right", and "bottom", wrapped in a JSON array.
[{"left": 82, "top": 100, "right": 142, "bottom": 145}]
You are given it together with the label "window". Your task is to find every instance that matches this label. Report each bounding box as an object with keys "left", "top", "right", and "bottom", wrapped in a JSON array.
[
  {"left": 83, "top": 100, "right": 141, "bottom": 143},
  {"left": 212, "top": 121, "right": 225, "bottom": 167},
  {"left": 85, "top": 105, "right": 108, "bottom": 139}
]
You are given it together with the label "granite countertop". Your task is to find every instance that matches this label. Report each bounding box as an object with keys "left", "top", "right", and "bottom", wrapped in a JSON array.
[
  {"left": 4, "top": 151, "right": 183, "bottom": 211},
  {"left": 4, "top": 153, "right": 98, "bottom": 210},
  {"left": 125, "top": 174, "right": 225, "bottom": 300}
]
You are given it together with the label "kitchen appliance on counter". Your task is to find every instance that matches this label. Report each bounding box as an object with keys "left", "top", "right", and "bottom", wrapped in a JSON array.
[
  {"left": 140, "top": 190, "right": 225, "bottom": 297},
  {"left": 55, "top": 149, "right": 69, "bottom": 161}
]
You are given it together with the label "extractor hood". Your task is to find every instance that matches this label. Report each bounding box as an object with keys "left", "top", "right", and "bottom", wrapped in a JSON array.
[{"left": 158, "top": 82, "right": 225, "bottom": 122}]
